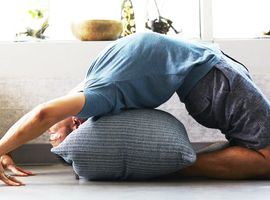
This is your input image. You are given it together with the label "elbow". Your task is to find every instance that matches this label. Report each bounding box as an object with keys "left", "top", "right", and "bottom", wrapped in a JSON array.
[
  {"left": 32, "top": 102, "right": 64, "bottom": 126},
  {"left": 32, "top": 103, "right": 52, "bottom": 123}
]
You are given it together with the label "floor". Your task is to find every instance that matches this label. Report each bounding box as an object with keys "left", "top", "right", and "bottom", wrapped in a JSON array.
[{"left": 2, "top": 164, "right": 270, "bottom": 200}]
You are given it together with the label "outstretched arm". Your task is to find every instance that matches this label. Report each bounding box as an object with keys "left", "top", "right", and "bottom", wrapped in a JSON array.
[
  {"left": 0, "top": 92, "right": 85, "bottom": 186},
  {"left": 179, "top": 145, "right": 270, "bottom": 179}
]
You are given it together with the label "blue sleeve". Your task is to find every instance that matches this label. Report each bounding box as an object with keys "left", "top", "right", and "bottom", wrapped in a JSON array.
[{"left": 76, "top": 89, "right": 114, "bottom": 118}]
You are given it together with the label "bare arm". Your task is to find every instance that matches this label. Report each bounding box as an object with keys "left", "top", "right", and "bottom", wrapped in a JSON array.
[
  {"left": 179, "top": 145, "right": 270, "bottom": 179},
  {"left": 0, "top": 92, "right": 85, "bottom": 185}
]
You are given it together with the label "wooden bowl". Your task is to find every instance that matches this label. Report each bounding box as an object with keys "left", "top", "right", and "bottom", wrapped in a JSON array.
[{"left": 71, "top": 19, "right": 123, "bottom": 41}]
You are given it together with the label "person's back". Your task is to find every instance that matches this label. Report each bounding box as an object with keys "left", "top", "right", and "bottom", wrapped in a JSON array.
[{"left": 78, "top": 32, "right": 222, "bottom": 118}]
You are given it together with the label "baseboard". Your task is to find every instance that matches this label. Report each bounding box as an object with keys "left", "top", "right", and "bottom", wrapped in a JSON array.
[
  {"left": 10, "top": 144, "right": 62, "bottom": 165},
  {"left": 9, "top": 142, "right": 214, "bottom": 165}
]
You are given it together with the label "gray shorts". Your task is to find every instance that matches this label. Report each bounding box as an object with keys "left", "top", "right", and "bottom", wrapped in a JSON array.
[{"left": 184, "top": 56, "right": 270, "bottom": 150}]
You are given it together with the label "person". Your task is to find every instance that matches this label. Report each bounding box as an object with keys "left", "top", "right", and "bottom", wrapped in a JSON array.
[{"left": 1, "top": 32, "right": 270, "bottom": 186}]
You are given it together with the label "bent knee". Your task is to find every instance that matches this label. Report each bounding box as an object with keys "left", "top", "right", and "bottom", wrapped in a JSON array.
[
  {"left": 258, "top": 145, "right": 270, "bottom": 173},
  {"left": 258, "top": 144, "right": 270, "bottom": 159}
]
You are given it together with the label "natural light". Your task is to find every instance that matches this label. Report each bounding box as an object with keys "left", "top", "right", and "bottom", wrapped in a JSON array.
[
  {"left": 0, "top": 0, "right": 269, "bottom": 41},
  {"left": 212, "top": 0, "right": 270, "bottom": 38},
  {"left": 0, "top": 0, "right": 199, "bottom": 41}
]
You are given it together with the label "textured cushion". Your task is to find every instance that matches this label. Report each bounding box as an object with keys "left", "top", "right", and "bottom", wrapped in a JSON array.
[{"left": 51, "top": 109, "right": 196, "bottom": 180}]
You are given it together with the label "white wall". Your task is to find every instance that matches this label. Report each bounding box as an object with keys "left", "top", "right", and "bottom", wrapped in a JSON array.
[
  {"left": 0, "top": 41, "right": 110, "bottom": 78},
  {"left": 1, "top": 39, "right": 270, "bottom": 78},
  {"left": 215, "top": 39, "right": 270, "bottom": 74}
]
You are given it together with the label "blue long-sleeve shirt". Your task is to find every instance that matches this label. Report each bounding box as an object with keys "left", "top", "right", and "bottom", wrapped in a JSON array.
[{"left": 77, "top": 32, "right": 221, "bottom": 118}]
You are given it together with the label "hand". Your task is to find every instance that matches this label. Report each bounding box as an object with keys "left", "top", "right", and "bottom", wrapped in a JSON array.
[{"left": 0, "top": 154, "right": 34, "bottom": 186}]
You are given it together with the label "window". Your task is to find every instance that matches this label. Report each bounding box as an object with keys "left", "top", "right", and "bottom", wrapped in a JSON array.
[
  {"left": 212, "top": 0, "right": 270, "bottom": 38},
  {"left": 0, "top": 0, "right": 200, "bottom": 41},
  {"left": 5, "top": 0, "right": 270, "bottom": 41},
  {"left": 0, "top": 0, "right": 49, "bottom": 41}
]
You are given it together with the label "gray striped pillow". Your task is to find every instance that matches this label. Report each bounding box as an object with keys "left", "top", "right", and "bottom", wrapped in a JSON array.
[{"left": 51, "top": 109, "right": 196, "bottom": 180}]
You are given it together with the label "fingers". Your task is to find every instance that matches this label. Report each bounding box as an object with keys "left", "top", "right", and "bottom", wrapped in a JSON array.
[
  {"left": 15, "top": 166, "right": 34, "bottom": 176},
  {"left": 7, "top": 175, "right": 25, "bottom": 186},
  {"left": 0, "top": 173, "right": 24, "bottom": 186},
  {"left": 7, "top": 165, "right": 34, "bottom": 176},
  {"left": 1, "top": 154, "right": 33, "bottom": 176}
]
